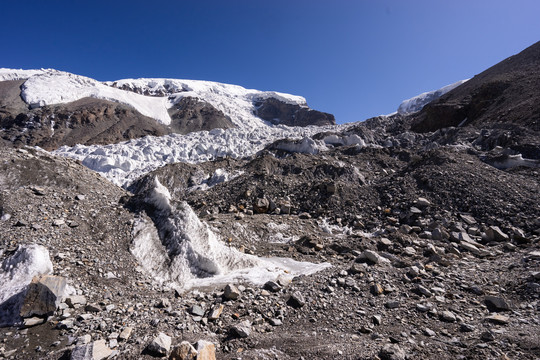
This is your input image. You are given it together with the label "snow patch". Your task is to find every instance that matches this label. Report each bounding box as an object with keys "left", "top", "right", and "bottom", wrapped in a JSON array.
[
  {"left": 397, "top": 79, "right": 469, "bottom": 114},
  {"left": 0, "top": 68, "right": 47, "bottom": 81}
]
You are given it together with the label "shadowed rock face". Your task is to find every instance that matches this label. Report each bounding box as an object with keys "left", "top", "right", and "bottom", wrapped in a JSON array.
[
  {"left": 169, "top": 97, "right": 234, "bottom": 134},
  {"left": 254, "top": 98, "right": 335, "bottom": 127},
  {"left": 411, "top": 41, "right": 540, "bottom": 133}
]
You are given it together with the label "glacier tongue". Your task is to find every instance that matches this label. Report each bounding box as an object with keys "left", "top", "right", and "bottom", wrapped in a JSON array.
[{"left": 131, "top": 178, "right": 330, "bottom": 291}]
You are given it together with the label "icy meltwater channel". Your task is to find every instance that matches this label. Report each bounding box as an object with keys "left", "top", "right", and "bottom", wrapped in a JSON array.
[{"left": 131, "top": 178, "right": 330, "bottom": 291}]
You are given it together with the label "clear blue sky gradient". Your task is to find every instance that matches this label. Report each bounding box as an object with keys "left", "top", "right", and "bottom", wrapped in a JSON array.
[{"left": 2, "top": 1, "right": 539, "bottom": 124}]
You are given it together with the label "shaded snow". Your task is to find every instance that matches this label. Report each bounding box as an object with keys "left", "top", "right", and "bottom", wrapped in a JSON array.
[
  {"left": 397, "top": 79, "right": 469, "bottom": 114},
  {"left": 0, "top": 244, "right": 53, "bottom": 326}
]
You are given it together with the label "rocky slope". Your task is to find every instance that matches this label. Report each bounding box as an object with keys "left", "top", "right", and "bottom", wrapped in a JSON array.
[
  {"left": 0, "top": 70, "right": 335, "bottom": 151},
  {"left": 0, "top": 42, "right": 539, "bottom": 360}
]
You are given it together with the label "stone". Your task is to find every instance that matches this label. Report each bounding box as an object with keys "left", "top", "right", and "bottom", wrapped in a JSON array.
[
  {"left": 20, "top": 275, "right": 67, "bottom": 318},
  {"left": 363, "top": 250, "right": 381, "bottom": 264},
  {"left": 196, "top": 340, "right": 216, "bottom": 360},
  {"left": 156, "top": 298, "right": 171, "bottom": 308},
  {"left": 415, "top": 285, "right": 433, "bottom": 297},
  {"left": 423, "top": 328, "right": 436, "bottom": 337},
  {"left": 269, "top": 318, "right": 283, "bottom": 326},
  {"left": 118, "top": 326, "right": 133, "bottom": 341},
  {"left": 460, "top": 241, "right": 480, "bottom": 255},
  {"left": 439, "top": 310, "right": 456, "bottom": 322},
  {"left": 208, "top": 304, "right": 224, "bottom": 320},
  {"left": 484, "top": 296, "right": 511, "bottom": 312},
  {"left": 147, "top": 332, "right": 171, "bottom": 356},
  {"left": 264, "top": 280, "right": 282, "bottom": 293},
  {"left": 223, "top": 284, "right": 240, "bottom": 300},
  {"left": 70, "top": 339, "right": 112, "bottom": 360},
  {"left": 385, "top": 301, "right": 399, "bottom": 309},
  {"left": 253, "top": 198, "right": 270, "bottom": 213},
  {"left": 85, "top": 304, "right": 101, "bottom": 313},
  {"left": 372, "top": 315, "right": 382, "bottom": 325},
  {"left": 485, "top": 226, "right": 509, "bottom": 242},
  {"left": 287, "top": 291, "right": 305, "bottom": 308},
  {"left": 486, "top": 314, "right": 510, "bottom": 324},
  {"left": 23, "top": 317, "right": 45, "bottom": 327},
  {"left": 416, "top": 197, "right": 431, "bottom": 207},
  {"left": 170, "top": 341, "right": 197, "bottom": 360},
  {"left": 378, "top": 343, "right": 406, "bottom": 360},
  {"left": 460, "top": 323, "right": 475, "bottom": 332},
  {"left": 371, "top": 283, "right": 384, "bottom": 295},
  {"left": 480, "top": 331, "right": 495, "bottom": 342},
  {"left": 66, "top": 295, "right": 88, "bottom": 308},
  {"left": 459, "top": 214, "right": 477, "bottom": 225},
  {"left": 77, "top": 335, "right": 92, "bottom": 345},
  {"left": 190, "top": 305, "right": 205, "bottom": 317},
  {"left": 231, "top": 320, "right": 252, "bottom": 338}
]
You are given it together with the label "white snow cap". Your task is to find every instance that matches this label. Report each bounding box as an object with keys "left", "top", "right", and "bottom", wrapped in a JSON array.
[
  {"left": 397, "top": 79, "right": 469, "bottom": 115},
  {"left": 4, "top": 68, "right": 309, "bottom": 128}
]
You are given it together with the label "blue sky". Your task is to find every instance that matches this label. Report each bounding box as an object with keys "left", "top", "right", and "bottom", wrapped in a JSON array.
[{"left": 2, "top": 1, "right": 539, "bottom": 124}]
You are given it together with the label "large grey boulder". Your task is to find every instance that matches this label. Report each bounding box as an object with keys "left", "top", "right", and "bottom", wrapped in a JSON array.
[{"left": 20, "top": 275, "right": 67, "bottom": 318}]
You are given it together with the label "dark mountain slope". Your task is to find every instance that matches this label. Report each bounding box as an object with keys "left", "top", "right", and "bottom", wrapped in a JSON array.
[{"left": 411, "top": 41, "right": 540, "bottom": 135}]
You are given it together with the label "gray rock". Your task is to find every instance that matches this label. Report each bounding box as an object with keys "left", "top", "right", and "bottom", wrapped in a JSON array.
[
  {"left": 20, "top": 275, "right": 67, "bottom": 318},
  {"left": 156, "top": 298, "right": 171, "bottom": 308},
  {"left": 231, "top": 320, "right": 252, "bottom": 338},
  {"left": 23, "top": 317, "right": 45, "bottom": 327},
  {"left": 423, "top": 328, "right": 436, "bottom": 337},
  {"left": 70, "top": 339, "right": 112, "bottom": 360},
  {"left": 439, "top": 310, "right": 456, "bottom": 322},
  {"left": 485, "top": 314, "right": 510, "bottom": 324},
  {"left": 223, "top": 284, "right": 240, "bottom": 300},
  {"left": 66, "top": 295, "right": 87, "bottom": 308},
  {"left": 485, "top": 296, "right": 511, "bottom": 312},
  {"left": 118, "top": 326, "right": 133, "bottom": 341},
  {"left": 147, "top": 332, "right": 171, "bottom": 356},
  {"left": 378, "top": 343, "right": 406, "bottom": 360},
  {"left": 385, "top": 301, "right": 400, "bottom": 309},
  {"left": 460, "top": 323, "right": 475, "bottom": 332},
  {"left": 415, "top": 285, "right": 433, "bottom": 297},
  {"left": 287, "top": 291, "right": 305, "bottom": 308},
  {"left": 190, "top": 305, "right": 205, "bottom": 317},
  {"left": 485, "top": 226, "right": 509, "bottom": 242},
  {"left": 264, "top": 280, "right": 282, "bottom": 292},
  {"left": 363, "top": 250, "right": 381, "bottom": 264},
  {"left": 372, "top": 315, "right": 382, "bottom": 325}
]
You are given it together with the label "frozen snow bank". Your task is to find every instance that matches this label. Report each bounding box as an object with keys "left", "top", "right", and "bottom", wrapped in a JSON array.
[
  {"left": 397, "top": 79, "right": 469, "bottom": 114},
  {"left": 131, "top": 179, "right": 330, "bottom": 291},
  {"left": 0, "top": 244, "right": 53, "bottom": 326}
]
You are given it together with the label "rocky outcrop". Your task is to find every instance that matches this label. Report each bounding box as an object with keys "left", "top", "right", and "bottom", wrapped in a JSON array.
[
  {"left": 254, "top": 97, "right": 335, "bottom": 127},
  {"left": 411, "top": 41, "right": 540, "bottom": 136},
  {"left": 169, "top": 97, "right": 234, "bottom": 134}
]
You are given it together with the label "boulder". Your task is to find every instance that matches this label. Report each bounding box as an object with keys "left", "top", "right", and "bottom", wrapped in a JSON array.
[
  {"left": 170, "top": 341, "right": 197, "bottom": 360},
  {"left": 70, "top": 339, "right": 112, "bottom": 360},
  {"left": 147, "top": 332, "right": 171, "bottom": 356},
  {"left": 196, "top": 340, "right": 216, "bottom": 360},
  {"left": 20, "top": 275, "right": 67, "bottom": 318}
]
